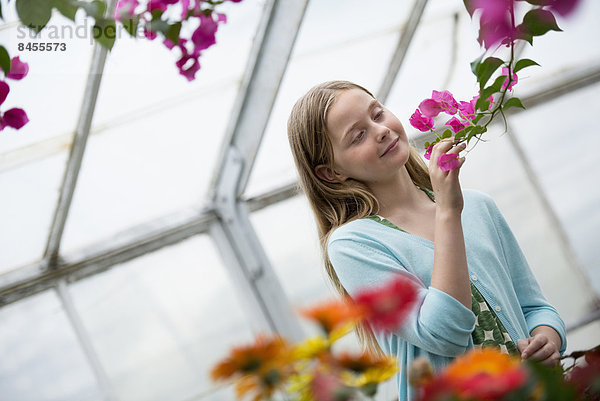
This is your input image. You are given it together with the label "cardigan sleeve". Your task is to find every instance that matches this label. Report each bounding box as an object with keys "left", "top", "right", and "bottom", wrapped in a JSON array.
[
  {"left": 485, "top": 196, "right": 567, "bottom": 354},
  {"left": 328, "top": 237, "right": 476, "bottom": 357}
]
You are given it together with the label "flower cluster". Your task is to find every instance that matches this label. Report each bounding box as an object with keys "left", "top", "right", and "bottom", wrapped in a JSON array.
[
  {"left": 211, "top": 275, "right": 418, "bottom": 400},
  {"left": 114, "top": 0, "right": 242, "bottom": 81},
  {"left": 0, "top": 56, "right": 29, "bottom": 132},
  {"left": 409, "top": 89, "right": 494, "bottom": 171},
  {"left": 410, "top": 0, "right": 580, "bottom": 171}
]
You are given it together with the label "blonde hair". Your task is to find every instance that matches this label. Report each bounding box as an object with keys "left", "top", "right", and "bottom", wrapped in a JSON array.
[{"left": 287, "top": 80, "right": 431, "bottom": 355}]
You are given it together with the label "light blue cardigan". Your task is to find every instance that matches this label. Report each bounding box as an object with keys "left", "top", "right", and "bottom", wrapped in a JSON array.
[{"left": 328, "top": 189, "right": 566, "bottom": 401}]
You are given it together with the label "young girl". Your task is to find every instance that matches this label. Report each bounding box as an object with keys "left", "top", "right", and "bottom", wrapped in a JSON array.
[{"left": 287, "top": 81, "right": 566, "bottom": 400}]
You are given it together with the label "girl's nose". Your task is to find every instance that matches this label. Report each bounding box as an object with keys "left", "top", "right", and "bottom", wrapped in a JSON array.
[{"left": 376, "top": 126, "right": 390, "bottom": 142}]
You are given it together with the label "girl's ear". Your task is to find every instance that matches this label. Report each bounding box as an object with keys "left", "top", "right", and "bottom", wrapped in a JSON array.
[{"left": 315, "top": 164, "right": 347, "bottom": 183}]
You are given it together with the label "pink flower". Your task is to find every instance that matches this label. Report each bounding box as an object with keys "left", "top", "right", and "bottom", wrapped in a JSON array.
[
  {"left": 446, "top": 116, "right": 468, "bottom": 133},
  {"left": 192, "top": 14, "right": 219, "bottom": 51},
  {"left": 1, "top": 108, "right": 29, "bottom": 130},
  {"left": 311, "top": 372, "right": 352, "bottom": 401},
  {"left": 6, "top": 57, "right": 28, "bottom": 80},
  {"left": 354, "top": 275, "right": 418, "bottom": 332},
  {"left": 418, "top": 98, "right": 443, "bottom": 118},
  {"left": 0, "top": 81, "right": 9, "bottom": 105},
  {"left": 473, "top": 0, "right": 516, "bottom": 49},
  {"left": 144, "top": 28, "right": 157, "bottom": 41},
  {"left": 113, "top": 0, "right": 138, "bottom": 19},
  {"left": 431, "top": 90, "right": 459, "bottom": 114},
  {"left": 501, "top": 67, "right": 518, "bottom": 91},
  {"left": 458, "top": 100, "right": 475, "bottom": 120},
  {"left": 424, "top": 145, "right": 433, "bottom": 160},
  {"left": 437, "top": 153, "right": 459, "bottom": 172},
  {"left": 409, "top": 109, "right": 434, "bottom": 132},
  {"left": 548, "top": 0, "right": 581, "bottom": 16}
]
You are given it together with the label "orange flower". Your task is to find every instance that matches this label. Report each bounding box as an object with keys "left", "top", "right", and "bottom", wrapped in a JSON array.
[
  {"left": 443, "top": 348, "right": 527, "bottom": 400},
  {"left": 334, "top": 351, "right": 393, "bottom": 374},
  {"left": 210, "top": 335, "right": 294, "bottom": 401},
  {"left": 300, "top": 299, "right": 363, "bottom": 334}
]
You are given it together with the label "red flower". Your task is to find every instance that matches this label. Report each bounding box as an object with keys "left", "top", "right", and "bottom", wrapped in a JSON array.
[{"left": 354, "top": 276, "right": 418, "bottom": 332}]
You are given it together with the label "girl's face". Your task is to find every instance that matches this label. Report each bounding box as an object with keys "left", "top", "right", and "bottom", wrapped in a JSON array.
[{"left": 322, "top": 88, "right": 410, "bottom": 185}]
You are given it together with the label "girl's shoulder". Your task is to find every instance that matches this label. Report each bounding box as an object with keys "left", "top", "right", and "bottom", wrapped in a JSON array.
[{"left": 328, "top": 217, "right": 384, "bottom": 245}]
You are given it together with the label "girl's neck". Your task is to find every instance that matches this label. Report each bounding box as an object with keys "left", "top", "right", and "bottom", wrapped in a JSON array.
[{"left": 368, "top": 167, "right": 431, "bottom": 216}]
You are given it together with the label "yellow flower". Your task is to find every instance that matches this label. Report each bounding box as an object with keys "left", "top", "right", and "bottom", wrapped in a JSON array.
[{"left": 293, "top": 335, "right": 331, "bottom": 360}]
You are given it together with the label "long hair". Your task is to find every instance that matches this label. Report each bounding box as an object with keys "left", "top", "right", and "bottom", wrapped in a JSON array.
[{"left": 287, "top": 81, "right": 431, "bottom": 355}]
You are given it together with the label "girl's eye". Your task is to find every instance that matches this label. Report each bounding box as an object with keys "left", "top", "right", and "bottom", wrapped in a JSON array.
[
  {"left": 352, "top": 131, "right": 365, "bottom": 144},
  {"left": 374, "top": 109, "right": 384, "bottom": 120}
]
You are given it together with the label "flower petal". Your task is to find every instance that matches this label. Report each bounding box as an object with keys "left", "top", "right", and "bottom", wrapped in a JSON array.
[
  {"left": 6, "top": 57, "right": 29, "bottom": 80},
  {"left": 409, "top": 109, "right": 434, "bottom": 132},
  {"left": 437, "top": 153, "right": 459, "bottom": 171},
  {"left": 2, "top": 108, "right": 29, "bottom": 129},
  {"left": 0, "top": 81, "right": 9, "bottom": 105}
]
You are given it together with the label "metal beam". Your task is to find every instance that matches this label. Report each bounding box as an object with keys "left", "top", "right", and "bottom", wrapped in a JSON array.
[
  {"left": 209, "top": 0, "right": 308, "bottom": 200},
  {"left": 44, "top": 2, "right": 115, "bottom": 264},
  {"left": 377, "top": 0, "right": 429, "bottom": 103},
  {"left": 56, "top": 280, "right": 119, "bottom": 401},
  {"left": 210, "top": 147, "right": 304, "bottom": 341},
  {"left": 0, "top": 207, "right": 217, "bottom": 306}
]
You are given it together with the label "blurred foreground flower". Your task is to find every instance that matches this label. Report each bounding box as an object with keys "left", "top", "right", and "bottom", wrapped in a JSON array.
[
  {"left": 210, "top": 335, "right": 294, "bottom": 401},
  {"left": 354, "top": 275, "right": 418, "bottom": 332},
  {"left": 417, "top": 348, "right": 528, "bottom": 401}
]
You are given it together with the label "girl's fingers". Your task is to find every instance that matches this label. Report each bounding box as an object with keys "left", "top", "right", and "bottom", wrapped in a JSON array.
[{"left": 447, "top": 142, "right": 466, "bottom": 155}]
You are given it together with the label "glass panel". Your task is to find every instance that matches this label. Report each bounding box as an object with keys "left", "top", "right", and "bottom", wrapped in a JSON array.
[
  {"left": 507, "top": 82, "right": 600, "bottom": 296},
  {"left": 0, "top": 9, "right": 93, "bottom": 154},
  {"left": 60, "top": 0, "right": 263, "bottom": 254},
  {"left": 68, "top": 235, "right": 254, "bottom": 401},
  {"left": 458, "top": 121, "right": 600, "bottom": 351},
  {"left": 0, "top": 291, "right": 101, "bottom": 401},
  {"left": 251, "top": 195, "right": 332, "bottom": 307},
  {"left": 517, "top": 0, "right": 600, "bottom": 90},
  {"left": 0, "top": 151, "right": 68, "bottom": 272},
  {"left": 245, "top": 0, "right": 412, "bottom": 197}
]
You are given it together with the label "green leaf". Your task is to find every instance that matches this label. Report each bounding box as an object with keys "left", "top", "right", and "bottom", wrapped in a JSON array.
[
  {"left": 51, "top": 0, "right": 78, "bottom": 21},
  {"left": 476, "top": 57, "right": 504, "bottom": 90},
  {"left": 454, "top": 125, "right": 473, "bottom": 139},
  {"left": 481, "top": 75, "right": 507, "bottom": 100},
  {"left": 522, "top": 9, "right": 562, "bottom": 37},
  {"left": 441, "top": 129, "right": 452, "bottom": 139},
  {"left": 121, "top": 16, "right": 140, "bottom": 37},
  {"left": 424, "top": 141, "right": 430, "bottom": 148},
  {"left": 165, "top": 22, "right": 181, "bottom": 45},
  {"left": 514, "top": 58, "right": 540, "bottom": 73},
  {"left": 475, "top": 97, "right": 491, "bottom": 112},
  {"left": 470, "top": 53, "right": 484, "bottom": 76},
  {"left": 148, "top": 18, "right": 170, "bottom": 36},
  {"left": 0, "top": 46, "right": 10, "bottom": 74},
  {"left": 16, "top": 0, "right": 53, "bottom": 33},
  {"left": 503, "top": 97, "right": 526, "bottom": 111},
  {"left": 515, "top": 24, "right": 534, "bottom": 45},
  {"left": 76, "top": 0, "right": 107, "bottom": 19},
  {"left": 93, "top": 18, "right": 116, "bottom": 50},
  {"left": 471, "top": 114, "right": 484, "bottom": 124}
]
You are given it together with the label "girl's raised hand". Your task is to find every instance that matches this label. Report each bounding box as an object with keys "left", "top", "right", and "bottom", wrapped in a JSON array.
[{"left": 428, "top": 139, "right": 467, "bottom": 213}]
